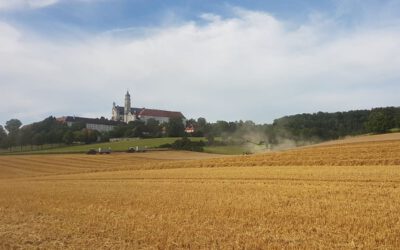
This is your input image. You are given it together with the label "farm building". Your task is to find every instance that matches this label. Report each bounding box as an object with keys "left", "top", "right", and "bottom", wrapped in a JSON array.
[
  {"left": 57, "top": 116, "right": 121, "bottom": 132},
  {"left": 112, "top": 91, "right": 186, "bottom": 124}
]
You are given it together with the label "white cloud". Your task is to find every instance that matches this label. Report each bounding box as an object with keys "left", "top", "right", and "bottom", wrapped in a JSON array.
[
  {"left": 0, "top": 8, "right": 399, "bottom": 126},
  {"left": 0, "top": 0, "right": 101, "bottom": 10},
  {"left": 0, "top": 0, "right": 59, "bottom": 10}
]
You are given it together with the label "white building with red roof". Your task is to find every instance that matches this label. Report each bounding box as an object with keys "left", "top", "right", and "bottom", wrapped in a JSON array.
[{"left": 111, "top": 91, "right": 186, "bottom": 124}]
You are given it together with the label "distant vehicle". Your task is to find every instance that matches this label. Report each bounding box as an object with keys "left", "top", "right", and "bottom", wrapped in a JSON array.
[
  {"left": 127, "top": 147, "right": 136, "bottom": 153},
  {"left": 126, "top": 146, "right": 146, "bottom": 153},
  {"left": 86, "top": 149, "right": 97, "bottom": 155},
  {"left": 98, "top": 147, "right": 112, "bottom": 154}
]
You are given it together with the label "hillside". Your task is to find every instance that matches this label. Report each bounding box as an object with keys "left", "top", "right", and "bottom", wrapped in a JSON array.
[
  {"left": 2, "top": 133, "right": 399, "bottom": 180},
  {"left": 309, "top": 132, "right": 400, "bottom": 146},
  {"left": 1, "top": 133, "right": 400, "bottom": 248},
  {"left": 2, "top": 165, "right": 399, "bottom": 249},
  {"left": 157, "top": 134, "right": 400, "bottom": 169}
]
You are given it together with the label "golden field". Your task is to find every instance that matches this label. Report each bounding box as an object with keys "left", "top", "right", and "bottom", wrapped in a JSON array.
[{"left": 1, "top": 135, "right": 400, "bottom": 249}]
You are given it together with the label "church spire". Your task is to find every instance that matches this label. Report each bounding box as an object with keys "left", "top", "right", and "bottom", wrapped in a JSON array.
[{"left": 124, "top": 90, "right": 131, "bottom": 123}]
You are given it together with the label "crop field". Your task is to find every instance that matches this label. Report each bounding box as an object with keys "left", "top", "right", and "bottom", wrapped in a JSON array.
[{"left": 0, "top": 136, "right": 400, "bottom": 248}]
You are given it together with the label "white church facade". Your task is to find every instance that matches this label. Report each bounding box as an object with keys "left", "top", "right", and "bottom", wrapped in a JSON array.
[{"left": 111, "top": 91, "right": 186, "bottom": 124}]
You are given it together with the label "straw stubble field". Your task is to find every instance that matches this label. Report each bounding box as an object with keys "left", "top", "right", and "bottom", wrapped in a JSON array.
[{"left": 0, "top": 137, "right": 400, "bottom": 249}]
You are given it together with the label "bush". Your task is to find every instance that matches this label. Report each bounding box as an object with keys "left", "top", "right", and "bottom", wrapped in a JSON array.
[
  {"left": 158, "top": 143, "right": 172, "bottom": 148},
  {"left": 170, "top": 138, "right": 205, "bottom": 152}
]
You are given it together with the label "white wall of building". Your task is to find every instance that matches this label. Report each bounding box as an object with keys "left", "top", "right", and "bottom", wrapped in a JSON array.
[{"left": 86, "top": 123, "right": 115, "bottom": 132}]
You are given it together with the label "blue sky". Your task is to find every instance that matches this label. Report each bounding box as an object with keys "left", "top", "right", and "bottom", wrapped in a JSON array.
[
  {"left": 0, "top": 0, "right": 399, "bottom": 126},
  {"left": 3, "top": 0, "right": 396, "bottom": 32},
  {"left": 3, "top": 1, "right": 333, "bottom": 29}
]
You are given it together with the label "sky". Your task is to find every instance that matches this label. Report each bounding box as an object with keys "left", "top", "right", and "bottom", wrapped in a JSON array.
[{"left": 0, "top": 0, "right": 399, "bottom": 126}]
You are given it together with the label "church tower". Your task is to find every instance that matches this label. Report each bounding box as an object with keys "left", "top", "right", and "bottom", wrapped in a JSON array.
[{"left": 124, "top": 91, "right": 131, "bottom": 123}]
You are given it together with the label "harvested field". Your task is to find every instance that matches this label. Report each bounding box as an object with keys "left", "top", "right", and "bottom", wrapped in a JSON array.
[
  {"left": 309, "top": 132, "right": 400, "bottom": 146},
  {"left": 0, "top": 136, "right": 400, "bottom": 248},
  {"left": 157, "top": 139, "right": 400, "bottom": 169},
  {"left": 0, "top": 151, "right": 223, "bottom": 179}
]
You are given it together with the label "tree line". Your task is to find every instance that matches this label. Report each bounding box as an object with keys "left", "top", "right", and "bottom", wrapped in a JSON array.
[
  {"left": 270, "top": 107, "right": 400, "bottom": 142},
  {"left": 0, "top": 116, "right": 190, "bottom": 151},
  {"left": 0, "top": 117, "right": 99, "bottom": 150},
  {"left": 1, "top": 107, "right": 399, "bottom": 151}
]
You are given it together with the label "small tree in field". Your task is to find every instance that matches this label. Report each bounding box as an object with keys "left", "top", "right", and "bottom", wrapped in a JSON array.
[
  {"left": 5, "top": 119, "right": 22, "bottom": 134},
  {"left": 4, "top": 119, "right": 22, "bottom": 148},
  {"left": 0, "top": 125, "right": 7, "bottom": 148}
]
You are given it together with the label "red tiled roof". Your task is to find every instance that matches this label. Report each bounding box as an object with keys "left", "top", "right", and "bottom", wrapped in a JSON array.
[
  {"left": 138, "top": 108, "right": 185, "bottom": 119},
  {"left": 114, "top": 106, "right": 185, "bottom": 119}
]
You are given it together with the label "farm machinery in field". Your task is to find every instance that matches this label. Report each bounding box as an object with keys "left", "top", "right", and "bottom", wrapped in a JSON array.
[
  {"left": 86, "top": 147, "right": 112, "bottom": 155},
  {"left": 126, "top": 146, "right": 147, "bottom": 153}
]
